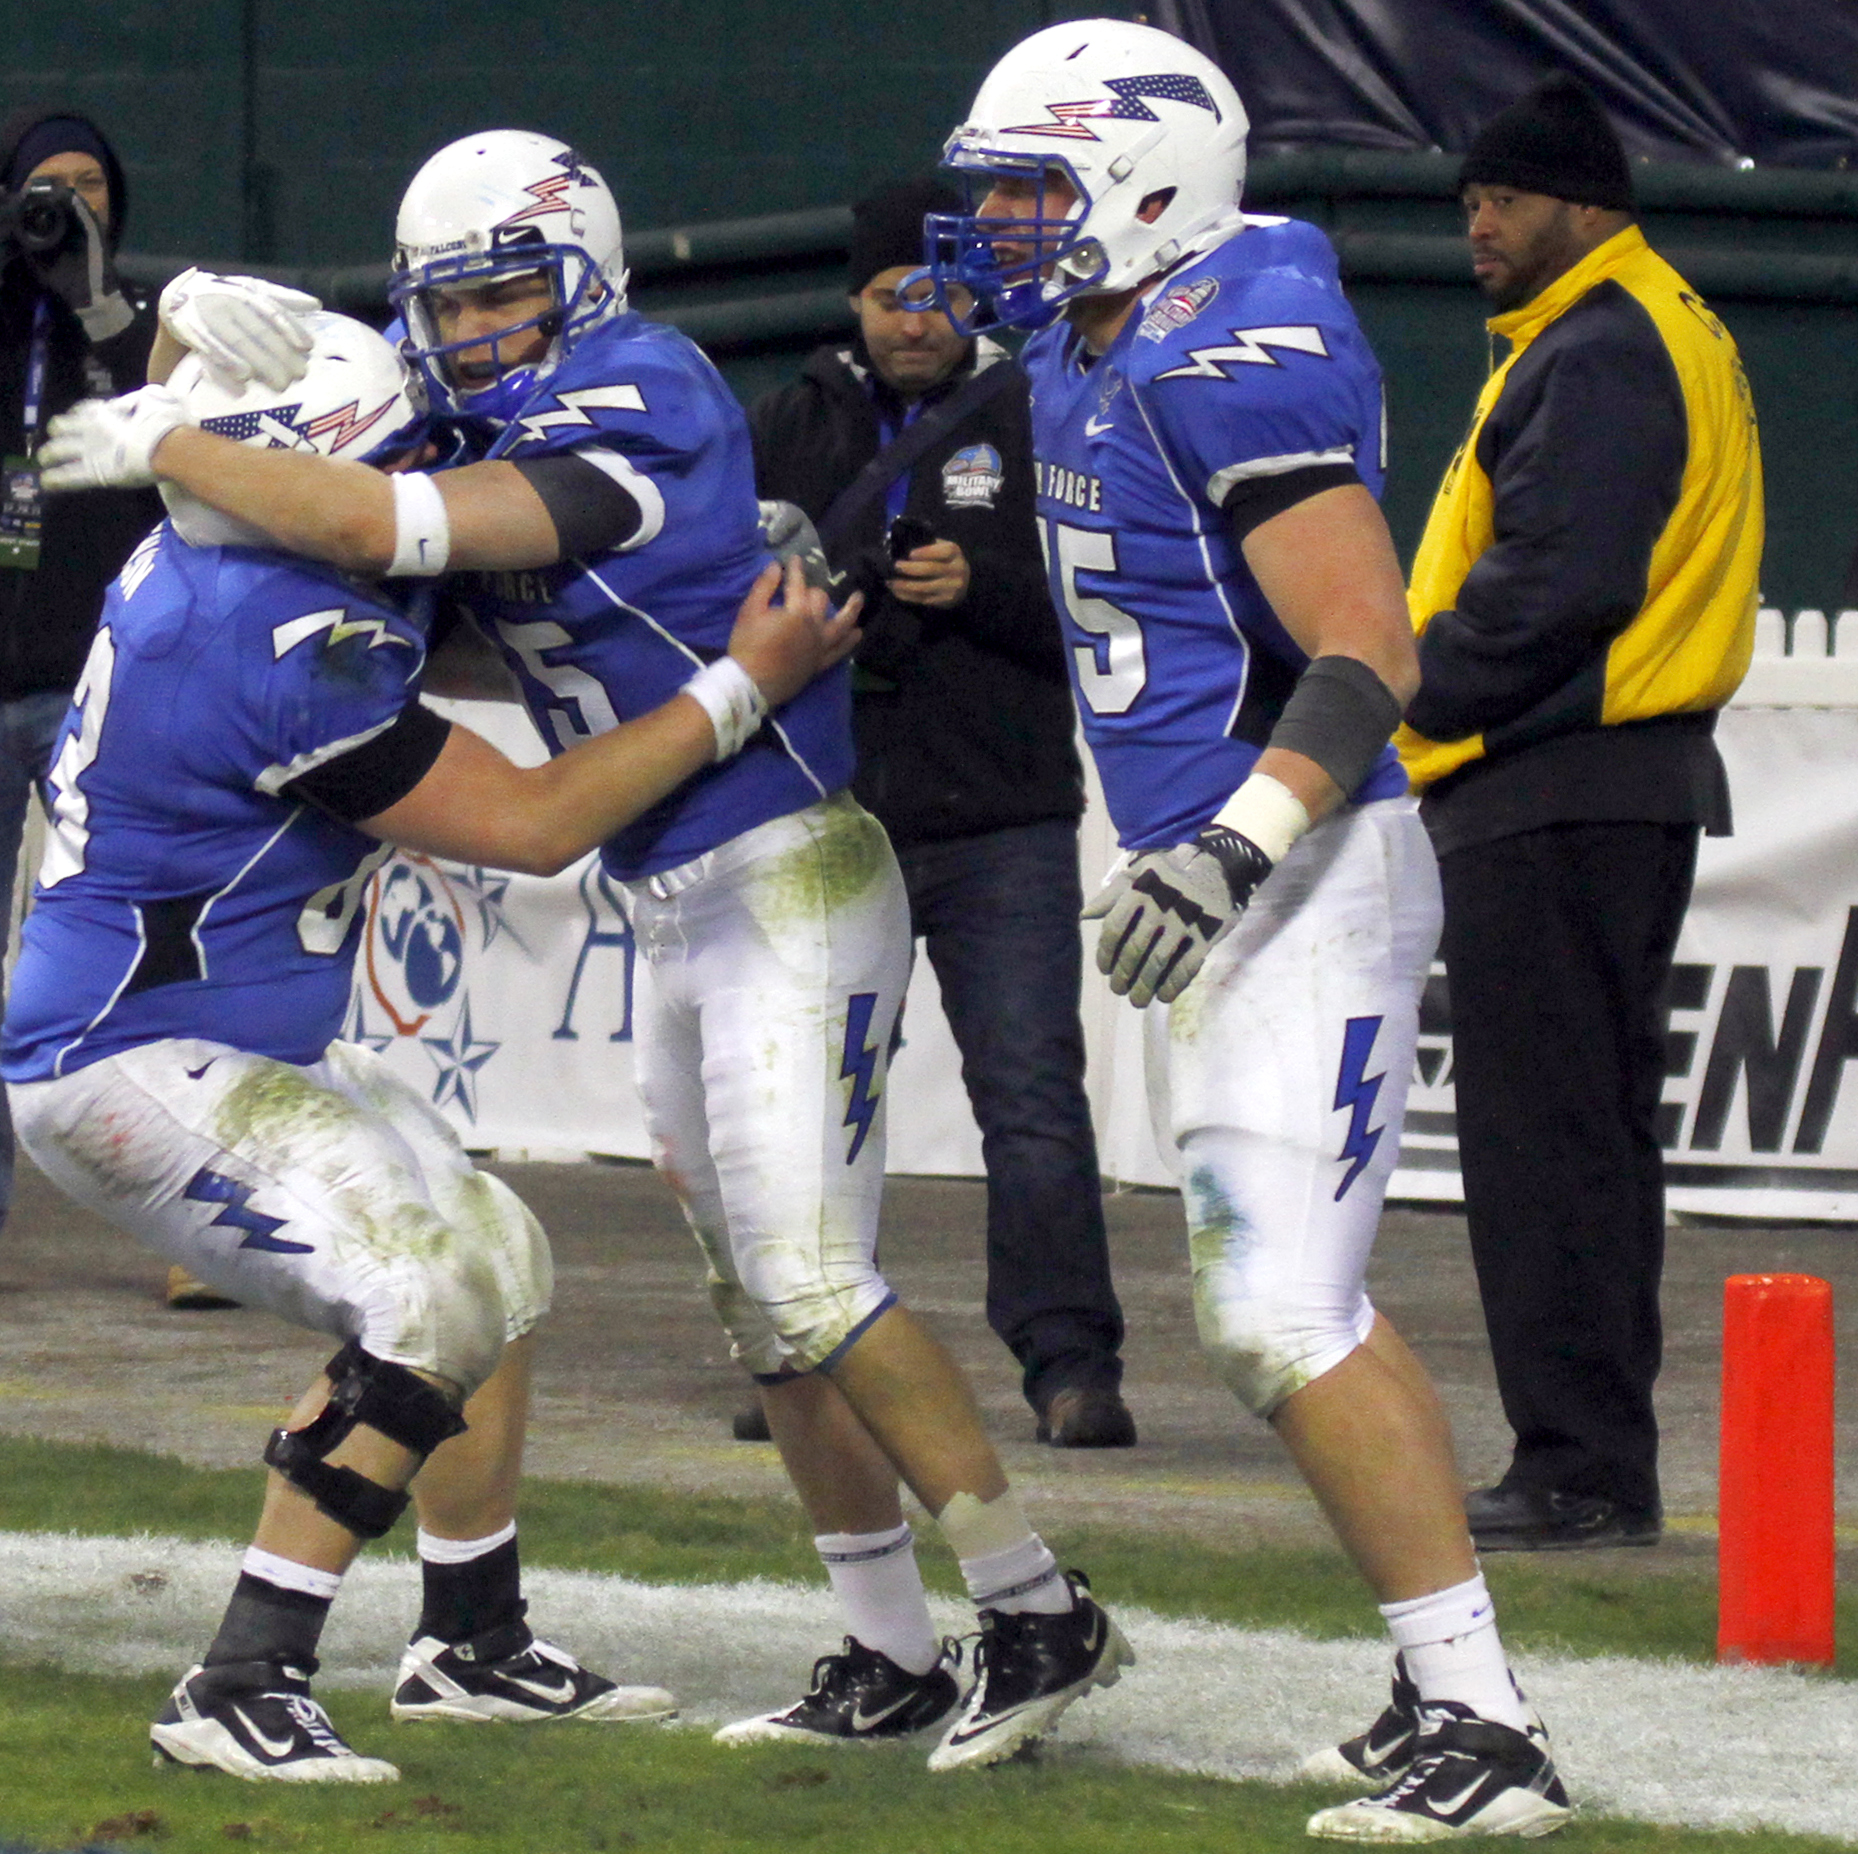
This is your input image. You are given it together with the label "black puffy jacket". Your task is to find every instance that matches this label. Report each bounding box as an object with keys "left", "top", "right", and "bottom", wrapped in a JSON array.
[
  {"left": 0, "top": 106, "right": 163, "bottom": 700},
  {"left": 749, "top": 338, "right": 1083, "bottom": 848}
]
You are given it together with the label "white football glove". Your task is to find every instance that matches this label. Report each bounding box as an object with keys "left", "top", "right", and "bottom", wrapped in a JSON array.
[
  {"left": 1083, "top": 827, "right": 1276, "bottom": 1007},
  {"left": 158, "top": 267, "right": 319, "bottom": 390},
  {"left": 39, "top": 385, "right": 191, "bottom": 491}
]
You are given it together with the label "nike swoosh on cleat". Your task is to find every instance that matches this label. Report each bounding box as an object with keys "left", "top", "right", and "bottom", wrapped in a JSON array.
[
  {"left": 505, "top": 1672, "right": 581, "bottom": 1706},
  {"left": 231, "top": 1706, "right": 302, "bottom": 1762},
  {"left": 1428, "top": 1774, "right": 1493, "bottom": 1818},
  {"left": 946, "top": 1701, "right": 1031, "bottom": 1746},
  {"left": 849, "top": 1691, "right": 920, "bottom": 1733},
  {"left": 185, "top": 1060, "right": 217, "bottom": 1080}
]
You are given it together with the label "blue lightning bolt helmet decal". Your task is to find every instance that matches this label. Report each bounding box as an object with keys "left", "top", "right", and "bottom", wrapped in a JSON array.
[
  {"left": 1332, "top": 1015, "right": 1386, "bottom": 1201},
  {"left": 184, "top": 1166, "right": 312, "bottom": 1254},
  {"left": 839, "top": 991, "right": 884, "bottom": 1166}
]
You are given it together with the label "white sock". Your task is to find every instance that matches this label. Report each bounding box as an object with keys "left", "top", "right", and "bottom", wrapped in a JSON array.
[
  {"left": 1380, "top": 1572, "right": 1528, "bottom": 1730},
  {"left": 416, "top": 1521, "right": 517, "bottom": 1564},
  {"left": 241, "top": 1546, "right": 342, "bottom": 1601},
  {"left": 957, "top": 1535, "right": 1069, "bottom": 1615},
  {"left": 932, "top": 1487, "right": 1069, "bottom": 1615},
  {"left": 815, "top": 1525, "right": 940, "bottom": 1675}
]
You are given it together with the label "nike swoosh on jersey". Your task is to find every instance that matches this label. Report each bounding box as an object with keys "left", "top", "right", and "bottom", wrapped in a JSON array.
[
  {"left": 230, "top": 1705, "right": 302, "bottom": 1762},
  {"left": 1084, "top": 414, "right": 1115, "bottom": 437}
]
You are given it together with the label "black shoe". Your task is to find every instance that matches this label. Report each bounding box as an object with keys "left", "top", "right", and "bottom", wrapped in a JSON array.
[
  {"left": 928, "top": 1569, "right": 1133, "bottom": 1770},
  {"left": 732, "top": 1399, "right": 772, "bottom": 1442},
  {"left": 1466, "top": 1482, "right": 1661, "bottom": 1552},
  {"left": 1302, "top": 1657, "right": 1551, "bottom": 1794},
  {"left": 151, "top": 1657, "right": 398, "bottom": 1782},
  {"left": 1035, "top": 1385, "right": 1137, "bottom": 1449},
  {"left": 713, "top": 1637, "right": 960, "bottom": 1745},
  {"left": 1306, "top": 1702, "right": 1572, "bottom": 1841},
  {"left": 1299, "top": 1653, "right": 1423, "bottom": 1788},
  {"left": 391, "top": 1622, "right": 676, "bottom": 1722}
]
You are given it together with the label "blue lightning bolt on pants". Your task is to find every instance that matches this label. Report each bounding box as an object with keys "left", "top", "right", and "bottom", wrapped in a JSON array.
[
  {"left": 1146, "top": 797, "right": 1441, "bottom": 1417},
  {"left": 621, "top": 794, "right": 911, "bottom": 1377},
  {"left": 9, "top": 1037, "right": 552, "bottom": 1396}
]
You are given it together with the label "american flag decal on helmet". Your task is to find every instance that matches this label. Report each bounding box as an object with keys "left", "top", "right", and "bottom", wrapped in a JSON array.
[
  {"left": 201, "top": 395, "right": 396, "bottom": 455},
  {"left": 1007, "top": 71, "right": 1222, "bottom": 139},
  {"left": 499, "top": 171, "right": 575, "bottom": 229}
]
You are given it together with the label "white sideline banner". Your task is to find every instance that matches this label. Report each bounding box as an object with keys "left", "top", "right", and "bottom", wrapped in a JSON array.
[{"left": 349, "top": 704, "right": 1858, "bottom": 1220}]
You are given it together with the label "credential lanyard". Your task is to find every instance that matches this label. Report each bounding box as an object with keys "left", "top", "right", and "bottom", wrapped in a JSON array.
[{"left": 21, "top": 297, "right": 52, "bottom": 452}]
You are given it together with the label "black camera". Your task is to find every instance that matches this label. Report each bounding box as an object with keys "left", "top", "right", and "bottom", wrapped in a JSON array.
[{"left": 0, "top": 177, "right": 79, "bottom": 257}]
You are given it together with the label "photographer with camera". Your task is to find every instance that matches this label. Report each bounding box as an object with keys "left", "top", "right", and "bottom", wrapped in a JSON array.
[
  {"left": 747, "top": 177, "right": 1132, "bottom": 1450},
  {"left": 0, "top": 110, "right": 162, "bottom": 1239}
]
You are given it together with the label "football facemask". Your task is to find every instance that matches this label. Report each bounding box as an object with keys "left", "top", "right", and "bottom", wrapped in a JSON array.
[{"left": 916, "top": 155, "right": 1097, "bottom": 335}]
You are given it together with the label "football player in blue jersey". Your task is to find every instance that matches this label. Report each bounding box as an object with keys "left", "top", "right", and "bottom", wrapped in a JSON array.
[
  {"left": 18, "top": 312, "right": 859, "bottom": 1782},
  {"left": 43, "top": 130, "right": 1131, "bottom": 1771},
  {"left": 920, "top": 20, "right": 1571, "bottom": 1842}
]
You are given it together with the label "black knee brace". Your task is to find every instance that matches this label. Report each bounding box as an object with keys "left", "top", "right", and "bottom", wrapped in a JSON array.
[{"left": 263, "top": 1339, "right": 468, "bottom": 1541}]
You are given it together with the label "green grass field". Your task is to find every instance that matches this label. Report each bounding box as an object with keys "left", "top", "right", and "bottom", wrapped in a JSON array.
[{"left": 2, "top": 1436, "right": 1854, "bottom": 1854}]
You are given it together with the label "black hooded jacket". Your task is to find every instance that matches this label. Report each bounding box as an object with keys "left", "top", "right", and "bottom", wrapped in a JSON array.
[
  {"left": 0, "top": 107, "right": 162, "bottom": 700},
  {"left": 749, "top": 338, "right": 1082, "bottom": 848}
]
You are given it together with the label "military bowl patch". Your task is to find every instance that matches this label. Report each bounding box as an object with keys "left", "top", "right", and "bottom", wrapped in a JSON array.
[
  {"left": 1138, "top": 276, "right": 1219, "bottom": 341},
  {"left": 942, "top": 443, "right": 1004, "bottom": 510}
]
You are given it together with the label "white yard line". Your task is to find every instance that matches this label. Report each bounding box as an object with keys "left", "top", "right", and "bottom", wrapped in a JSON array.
[{"left": 3, "top": 1531, "right": 1853, "bottom": 1840}]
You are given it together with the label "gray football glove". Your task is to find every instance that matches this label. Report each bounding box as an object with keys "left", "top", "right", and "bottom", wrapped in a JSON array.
[
  {"left": 159, "top": 268, "right": 319, "bottom": 390},
  {"left": 1083, "top": 826, "right": 1276, "bottom": 1007},
  {"left": 39, "top": 385, "right": 190, "bottom": 491},
  {"left": 756, "top": 498, "right": 832, "bottom": 591}
]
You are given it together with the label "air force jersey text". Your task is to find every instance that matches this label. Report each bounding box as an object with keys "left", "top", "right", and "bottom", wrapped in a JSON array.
[{"left": 1023, "top": 214, "right": 1406, "bottom": 850}]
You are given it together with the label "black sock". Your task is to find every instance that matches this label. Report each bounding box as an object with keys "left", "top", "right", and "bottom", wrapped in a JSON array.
[
  {"left": 417, "top": 1535, "right": 525, "bottom": 1644},
  {"left": 203, "top": 1572, "right": 332, "bottom": 1671}
]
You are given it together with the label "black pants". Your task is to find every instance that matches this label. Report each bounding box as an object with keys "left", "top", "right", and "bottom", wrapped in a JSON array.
[
  {"left": 893, "top": 820, "right": 1125, "bottom": 1409},
  {"left": 1438, "top": 820, "right": 1699, "bottom": 1513}
]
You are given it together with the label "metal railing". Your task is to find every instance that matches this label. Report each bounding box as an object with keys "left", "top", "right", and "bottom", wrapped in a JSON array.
[{"left": 112, "top": 154, "right": 1858, "bottom": 356}]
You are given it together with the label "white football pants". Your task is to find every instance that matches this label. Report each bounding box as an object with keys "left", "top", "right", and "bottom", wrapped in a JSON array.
[
  {"left": 1146, "top": 795, "right": 1442, "bottom": 1415},
  {"left": 620, "top": 792, "right": 911, "bottom": 1377},
  {"left": 11, "top": 1037, "right": 550, "bottom": 1396}
]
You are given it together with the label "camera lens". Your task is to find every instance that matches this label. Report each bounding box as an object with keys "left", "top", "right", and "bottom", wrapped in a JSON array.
[{"left": 18, "top": 198, "right": 66, "bottom": 250}]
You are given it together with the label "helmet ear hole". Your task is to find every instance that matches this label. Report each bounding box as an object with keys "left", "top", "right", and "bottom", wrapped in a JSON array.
[{"left": 1137, "top": 187, "right": 1176, "bottom": 225}]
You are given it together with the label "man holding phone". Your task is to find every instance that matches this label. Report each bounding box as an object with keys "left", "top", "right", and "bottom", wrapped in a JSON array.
[{"left": 748, "top": 176, "right": 1132, "bottom": 1451}]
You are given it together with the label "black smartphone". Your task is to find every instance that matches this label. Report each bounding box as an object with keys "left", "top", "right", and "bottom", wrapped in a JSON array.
[{"left": 885, "top": 515, "right": 938, "bottom": 567}]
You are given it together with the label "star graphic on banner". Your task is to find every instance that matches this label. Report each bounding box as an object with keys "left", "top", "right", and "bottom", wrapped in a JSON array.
[
  {"left": 439, "top": 860, "right": 522, "bottom": 954},
  {"left": 465, "top": 866, "right": 514, "bottom": 950},
  {"left": 421, "top": 995, "right": 501, "bottom": 1119},
  {"left": 342, "top": 991, "right": 395, "bottom": 1056}
]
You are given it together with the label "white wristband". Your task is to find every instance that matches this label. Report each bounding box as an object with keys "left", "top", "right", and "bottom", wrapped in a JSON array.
[
  {"left": 1212, "top": 772, "right": 1312, "bottom": 864},
  {"left": 388, "top": 471, "right": 451, "bottom": 577},
  {"left": 683, "top": 656, "right": 769, "bottom": 761}
]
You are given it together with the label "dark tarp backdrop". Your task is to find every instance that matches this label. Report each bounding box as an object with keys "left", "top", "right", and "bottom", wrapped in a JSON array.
[{"left": 1163, "top": 0, "right": 1858, "bottom": 168}]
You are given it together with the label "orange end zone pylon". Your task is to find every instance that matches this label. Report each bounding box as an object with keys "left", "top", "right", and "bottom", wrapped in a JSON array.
[{"left": 1718, "top": 1272, "right": 1835, "bottom": 1665}]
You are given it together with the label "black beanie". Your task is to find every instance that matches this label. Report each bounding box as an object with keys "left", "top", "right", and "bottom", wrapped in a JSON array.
[
  {"left": 1460, "top": 75, "right": 1634, "bottom": 212},
  {"left": 848, "top": 176, "right": 960, "bottom": 295}
]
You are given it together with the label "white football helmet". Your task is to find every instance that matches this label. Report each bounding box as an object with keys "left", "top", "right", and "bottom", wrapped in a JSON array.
[
  {"left": 390, "top": 129, "right": 628, "bottom": 425},
  {"left": 162, "top": 311, "right": 428, "bottom": 548},
  {"left": 926, "top": 18, "right": 1247, "bottom": 329}
]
